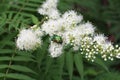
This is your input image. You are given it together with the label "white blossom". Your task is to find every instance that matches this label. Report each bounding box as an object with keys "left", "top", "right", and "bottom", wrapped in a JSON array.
[
  {"left": 49, "top": 42, "right": 63, "bottom": 57},
  {"left": 101, "top": 41, "right": 114, "bottom": 51},
  {"left": 93, "top": 34, "right": 107, "bottom": 45},
  {"left": 77, "top": 22, "right": 95, "bottom": 35},
  {"left": 16, "top": 29, "right": 41, "bottom": 50},
  {"left": 41, "top": 19, "right": 62, "bottom": 36},
  {"left": 62, "top": 10, "right": 83, "bottom": 25},
  {"left": 31, "top": 25, "right": 44, "bottom": 37},
  {"left": 93, "top": 34, "right": 114, "bottom": 51},
  {"left": 41, "top": 0, "right": 58, "bottom": 9},
  {"left": 62, "top": 10, "right": 83, "bottom": 31},
  {"left": 116, "top": 53, "right": 120, "bottom": 58},
  {"left": 38, "top": 0, "right": 60, "bottom": 19},
  {"left": 48, "top": 9, "right": 60, "bottom": 19},
  {"left": 62, "top": 29, "right": 81, "bottom": 45}
]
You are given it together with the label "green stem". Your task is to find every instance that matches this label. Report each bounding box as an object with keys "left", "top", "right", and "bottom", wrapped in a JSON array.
[{"left": 37, "top": 17, "right": 48, "bottom": 26}]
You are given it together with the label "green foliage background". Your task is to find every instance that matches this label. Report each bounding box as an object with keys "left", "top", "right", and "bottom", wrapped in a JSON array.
[{"left": 0, "top": 0, "right": 120, "bottom": 80}]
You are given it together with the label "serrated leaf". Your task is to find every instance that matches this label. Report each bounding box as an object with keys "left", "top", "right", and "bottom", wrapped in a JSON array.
[
  {"left": 56, "top": 54, "right": 65, "bottom": 80},
  {"left": 66, "top": 51, "right": 73, "bottom": 80},
  {"left": 74, "top": 53, "right": 84, "bottom": 80},
  {"left": 45, "top": 57, "right": 53, "bottom": 74},
  {"left": 59, "top": 53, "right": 65, "bottom": 77}
]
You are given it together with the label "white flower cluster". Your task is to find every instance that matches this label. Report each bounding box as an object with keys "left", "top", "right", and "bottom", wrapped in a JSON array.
[
  {"left": 16, "top": 0, "right": 120, "bottom": 62},
  {"left": 16, "top": 25, "right": 43, "bottom": 51},
  {"left": 49, "top": 42, "right": 63, "bottom": 57},
  {"left": 38, "top": 0, "right": 60, "bottom": 19}
]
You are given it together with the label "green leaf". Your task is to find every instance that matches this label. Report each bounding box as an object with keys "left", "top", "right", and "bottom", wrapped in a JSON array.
[
  {"left": 94, "top": 58, "right": 109, "bottom": 72},
  {"left": 31, "top": 15, "right": 39, "bottom": 24},
  {"left": 59, "top": 54, "right": 65, "bottom": 76},
  {"left": 13, "top": 56, "right": 35, "bottom": 62},
  {"left": 66, "top": 51, "right": 73, "bottom": 80},
  {"left": 0, "top": 65, "right": 36, "bottom": 74},
  {"left": 45, "top": 57, "right": 53, "bottom": 74},
  {"left": 74, "top": 53, "right": 84, "bottom": 80},
  {"left": 17, "top": 1, "right": 39, "bottom": 7},
  {"left": 84, "top": 67, "right": 98, "bottom": 76},
  {"left": 4, "top": 73, "right": 35, "bottom": 80},
  {"left": 10, "top": 65, "right": 37, "bottom": 74},
  {"left": 0, "top": 73, "right": 5, "bottom": 77},
  {"left": 0, "top": 57, "right": 11, "bottom": 61},
  {"left": 0, "top": 65, "right": 8, "bottom": 69},
  {"left": 73, "top": 76, "right": 81, "bottom": 80},
  {"left": 17, "top": 51, "right": 34, "bottom": 58},
  {"left": 0, "top": 56, "right": 35, "bottom": 62},
  {"left": 0, "top": 41, "right": 14, "bottom": 47},
  {"left": 0, "top": 49, "right": 14, "bottom": 54}
]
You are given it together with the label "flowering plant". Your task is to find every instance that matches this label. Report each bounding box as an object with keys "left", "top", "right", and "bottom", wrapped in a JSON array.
[
  {"left": 16, "top": 0, "right": 120, "bottom": 62},
  {"left": 1, "top": 0, "right": 120, "bottom": 80},
  {"left": 11, "top": 0, "right": 120, "bottom": 80}
]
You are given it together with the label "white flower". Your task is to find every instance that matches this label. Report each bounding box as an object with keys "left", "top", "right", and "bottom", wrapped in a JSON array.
[
  {"left": 16, "top": 29, "right": 41, "bottom": 50},
  {"left": 63, "top": 30, "right": 78, "bottom": 44},
  {"left": 41, "top": 19, "right": 64, "bottom": 36},
  {"left": 38, "top": 0, "right": 60, "bottom": 19},
  {"left": 116, "top": 53, "right": 120, "bottom": 58},
  {"left": 34, "top": 29, "right": 44, "bottom": 37},
  {"left": 62, "top": 29, "right": 82, "bottom": 51},
  {"left": 48, "top": 9, "right": 60, "bottom": 19},
  {"left": 62, "top": 24, "right": 94, "bottom": 47},
  {"left": 62, "top": 10, "right": 83, "bottom": 30},
  {"left": 49, "top": 42, "right": 63, "bottom": 57},
  {"left": 81, "top": 36, "right": 93, "bottom": 43},
  {"left": 41, "top": 0, "right": 58, "bottom": 9},
  {"left": 93, "top": 34, "right": 107, "bottom": 45},
  {"left": 77, "top": 22, "right": 95, "bottom": 35},
  {"left": 62, "top": 10, "right": 83, "bottom": 25},
  {"left": 101, "top": 41, "right": 114, "bottom": 51},
  {"left": 73, "top": 46, "right": 79, "bottom": 51},
  {"left": 93, "top": 34, "right": 114, "bottom": 55},
  {"left": 31, "top": 25, "right": 44, "bottom": 37}
]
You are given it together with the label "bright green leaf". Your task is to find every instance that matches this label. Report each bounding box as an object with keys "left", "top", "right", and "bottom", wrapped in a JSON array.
[
  {"left": 31, "top": 15, "right": 39, "bottom": 24},
  {"left": 5, "top": 73, "right": 36, "bottom": 80},
  {"left": 74, "top": 53, "right": 84, "bottom": 80},
  {"left": 66, "top": 51, "right": 73, "bottom": 80}
]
